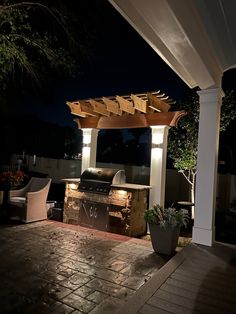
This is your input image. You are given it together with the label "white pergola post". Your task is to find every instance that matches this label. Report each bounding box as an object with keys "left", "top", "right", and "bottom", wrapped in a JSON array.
[
  {"left": 149, "top": 126, "right": 169, "bottom": 208},
  {"left": 192, "top": 88, "right": 222, "bottom": 246},
  {"left": 81, "top": 129, "right": 99, "bottom": 174}
]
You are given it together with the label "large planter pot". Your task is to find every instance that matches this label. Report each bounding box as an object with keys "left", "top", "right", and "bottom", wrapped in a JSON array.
[{"left": 149, "top": 224, "right": 180, "bottom": 255}]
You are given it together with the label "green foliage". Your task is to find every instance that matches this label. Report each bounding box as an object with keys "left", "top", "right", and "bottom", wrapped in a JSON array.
[
  {"left": 168, "top": 91, "right": 199, "bottom": 172},
  {"left": 144, "top": 204, "right": 189, "bottom": 228},
  {"left": 168, "top": 89, "right": 236, "bottom": 173},
  {"left": 0, "top": 1, "right": 78, "bottom": 97},
  {"left": 220, "top": 90, "right": 236, "bottom": 131}
]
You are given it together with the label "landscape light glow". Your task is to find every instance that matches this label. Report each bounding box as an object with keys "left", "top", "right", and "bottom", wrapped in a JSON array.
[
  {"left": 69, "top": 183, "right": 78, "bottom": 190},
  {"left": 82, "top": 146, "right": 90, "bottom": 158},
  {"left": 152, "top": 133, "right": 163, "bottom": 145},
  {"left": 117, "top": 190, "right": 127, "bottom": 196},
  {"left": 82, "top": 128, "right": 92, "bottom": 144},
  {"left": 151, "top": 126, "right": 164, "bottom": 148}
]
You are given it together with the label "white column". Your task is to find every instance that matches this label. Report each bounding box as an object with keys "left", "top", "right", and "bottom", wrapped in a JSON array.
[
  {"left": 81, "top": 129, "right": 99, "bottom": 174},
  {"left": 149, "top": 126, "right": 169, "bottom": 208},
  {"left": 192, "top": 88, "right": 222, "bottom": 246}
]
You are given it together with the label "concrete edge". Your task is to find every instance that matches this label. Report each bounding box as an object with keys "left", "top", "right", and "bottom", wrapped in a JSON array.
[{"left": 115, "top": 244, "right": 196, "bottom": 314}]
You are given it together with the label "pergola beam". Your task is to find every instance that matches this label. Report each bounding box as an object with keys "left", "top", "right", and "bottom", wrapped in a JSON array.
[
  {"left": 66, "top": 102, "right": 86, "bottom": 117},
  {"left": 102, "top": 97, "right": 122, "bottom": 115},
  {"left": 148, "top": 93, "right": 171, "bottom": 112},
  {"left": 89, "top": 99, "right": 110, "bottom": 117},
  {"left": 67, "top": 90, "right": 173, "bottom": 118},
  {"left": 116, "top": 96, "right": 135, "bottom": 114},
  {"left": 79, "top": 100, "right": 98, "bottom": 117},
  {"left": 131, "top": 94, "right": 147, "bottom": 113},
  {"left": 74, "top": 111, "right": 186, "bottom": 129}
]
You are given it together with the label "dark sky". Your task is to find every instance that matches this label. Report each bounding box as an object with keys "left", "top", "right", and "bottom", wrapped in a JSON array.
[
  {"left": 16, "top": 1, "right": 191, "bottom": 128},
  {"left": 16, "top": 1, "right": 236, "bottom": 128}
]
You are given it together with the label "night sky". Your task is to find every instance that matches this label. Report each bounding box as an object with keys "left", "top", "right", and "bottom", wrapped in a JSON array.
[
  {"left": 16, "top": 1, "right": 192, "bottom": 128},
  {"left": 3, "top": 0, "right": 235, "bottom": 166},
  {"left": 14, "top": 1, "right": 236, "bottom": 128}
]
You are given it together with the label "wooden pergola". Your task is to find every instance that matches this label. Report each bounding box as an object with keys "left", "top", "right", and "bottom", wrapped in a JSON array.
[
  {"left": 67, "top": 90, "right": 186, "bottom": 129},
  {"left": 67, "top": 90, "right": 186, "bottom": 209}
]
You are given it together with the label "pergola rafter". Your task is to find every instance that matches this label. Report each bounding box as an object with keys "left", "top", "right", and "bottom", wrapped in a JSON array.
[{"left": 67, "top": 90, "right": 186, "bottom": 129}]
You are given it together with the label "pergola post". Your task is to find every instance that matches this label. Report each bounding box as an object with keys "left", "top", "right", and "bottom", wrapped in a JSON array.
[
  {"left": 192, "top": 88, "right": 222, "bottom": 246},
  {"left": 149, "top": 126, "right": 169, "bottom": 208},
  {"left": 81, "top": 129, "right": 99, "bottom": 174}
]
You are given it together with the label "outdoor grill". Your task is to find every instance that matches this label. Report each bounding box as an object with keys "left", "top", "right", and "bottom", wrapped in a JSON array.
[
  {"left": 63, "top": 167, "right": 150, "bottom": 236},
  {"left": 78, "top": 167, "right": 126, "bottom": 194}
]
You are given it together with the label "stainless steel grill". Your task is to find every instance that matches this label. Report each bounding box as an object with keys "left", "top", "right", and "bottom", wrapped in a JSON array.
[
  {"left": 64, "top": 168, "right": 149, "bottom": 235},
  {"left": 77, "top": 167, "right": 126, "bottom": 231},
  {"left": 78, "top": 167, "right": 126, "bottom": 194}
]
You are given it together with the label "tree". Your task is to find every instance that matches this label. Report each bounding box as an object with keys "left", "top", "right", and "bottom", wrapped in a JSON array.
[
  {"left": 168, "top": 89, "right": 236, "bottom": 214},
  {"left": 0, "top": 0, "right": 108, "bottom": 114},
  {"left": 0, "top": 2, "right": 78, "bottom": 93}
]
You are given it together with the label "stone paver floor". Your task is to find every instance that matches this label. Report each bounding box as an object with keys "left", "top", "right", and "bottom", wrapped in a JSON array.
[{"left": 0, "top": 220, "right": 173, "bottom": 313}]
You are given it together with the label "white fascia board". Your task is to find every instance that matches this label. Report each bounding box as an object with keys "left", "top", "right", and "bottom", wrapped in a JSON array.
[
  {"left": 165, "top": 0, "right": 222, "bottom": 86},
  {"left": 109, "top": 0, "right": 222, "bottom": 89},
  {"left": 109, "top": 0, "right": 197, "bottom": 88},
  {"left": 194, "top": 0, "right": 236, "bottom": 72}
]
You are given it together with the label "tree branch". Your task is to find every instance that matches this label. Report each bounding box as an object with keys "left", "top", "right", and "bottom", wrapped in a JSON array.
[
  {"left": 0, "top": 2, "right": 75, "bottom": 46},
  {"left": 180, "top": 170, "right": 193, "bottom": 186}
]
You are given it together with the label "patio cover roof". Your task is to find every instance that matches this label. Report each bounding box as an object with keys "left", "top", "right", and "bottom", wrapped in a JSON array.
[
  {"left": 109, "top": 0, "right": 236, "bottom": 89},
  {"left": 107, "top": 0, "right": 236, "bottom": 246},
  {"left": 67, "top": 90, "right": 186, "bottom": 129}
]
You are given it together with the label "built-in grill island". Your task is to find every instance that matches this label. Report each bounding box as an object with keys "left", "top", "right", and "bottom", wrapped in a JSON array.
[{"left": 63, "top": 167, "right": 151, "bottom": 236}]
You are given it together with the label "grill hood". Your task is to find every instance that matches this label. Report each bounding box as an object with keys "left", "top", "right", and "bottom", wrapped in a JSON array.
[{"left": 78, "top": 167, "right": 126, "bottom": 194}]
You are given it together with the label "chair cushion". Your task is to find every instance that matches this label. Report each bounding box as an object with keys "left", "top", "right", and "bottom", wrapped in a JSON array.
[
  {"left": 29, "top": 178, "right": 50, "bottom": 192},
  {"left": 10, "top": 197, "right": 26, "bottom": 204}
]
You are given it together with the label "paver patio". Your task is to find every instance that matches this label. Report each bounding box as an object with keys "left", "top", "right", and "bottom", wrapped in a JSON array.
[
  {"left": 1, "top": 218, "right": 234, "bottom": 314},
  {"left": 0, "top": 220, "right": 174, "bottom": 313}
]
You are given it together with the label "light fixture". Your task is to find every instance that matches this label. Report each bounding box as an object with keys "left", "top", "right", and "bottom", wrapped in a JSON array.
[
  {"left": 152, "top": 143, "right": 163, "bottom": 149},
  {"left": 68, "top": 183, "right": 78, "bottom": 190},
  {"left": 116, "top": 189, "right": 127, "bottom": 196},
  {"left": 83, "top": 143, "right": 90, "bottom": 148},
  {"left": 82, "top": 146, "right": 90, "bottom": 158},
  {"left": 82, "top": 128, "right": 92, "bottom": 145},
  {"left": 151, "top": 126, "right": 164, "bottom": 149}
]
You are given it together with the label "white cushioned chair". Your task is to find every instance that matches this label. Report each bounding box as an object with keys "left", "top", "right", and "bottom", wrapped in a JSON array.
[{"left": 9, "top": 177, "right": 52, "bottom": 223}]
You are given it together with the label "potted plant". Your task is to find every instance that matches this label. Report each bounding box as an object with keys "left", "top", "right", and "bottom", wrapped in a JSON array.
[
  {"left": 144, "top": 204, "right": 189, "bottom": 255},
  {"left": 0, "top": 170, "right": 27, "bottom": 188}
]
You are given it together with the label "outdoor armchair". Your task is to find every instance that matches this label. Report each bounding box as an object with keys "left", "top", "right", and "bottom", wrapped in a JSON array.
[{"left": 8, "top": 177, "right": 52, "bottom": 223}]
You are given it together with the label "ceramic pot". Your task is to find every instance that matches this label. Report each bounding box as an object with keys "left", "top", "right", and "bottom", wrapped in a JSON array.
[{"left": 149, "top": 224, "right": 180, "bottom": 255}]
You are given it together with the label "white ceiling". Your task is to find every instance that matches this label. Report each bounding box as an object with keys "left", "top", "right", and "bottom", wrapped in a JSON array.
[{"left": 109, "top": 0, "right": 236, "bottom": 89}]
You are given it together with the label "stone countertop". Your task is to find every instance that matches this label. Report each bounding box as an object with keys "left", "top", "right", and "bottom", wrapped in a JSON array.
[
  {"left": 61, "top": 179, "right": 151, "bottom": 190},
  {"left": 61, "top": 178, "right": 80, "bottom": 183},
  {"left": 112, "top": 183, "right": 151, "bottom": 190}
]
